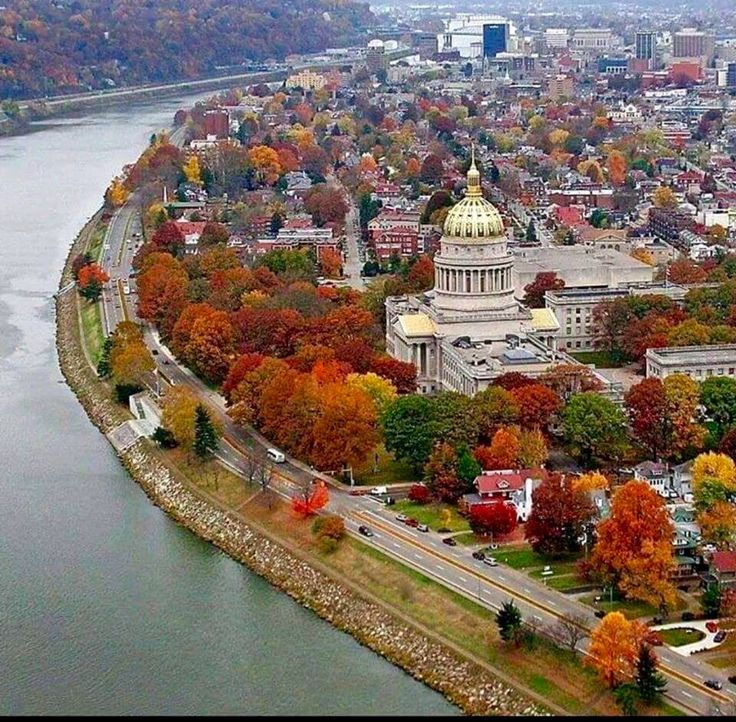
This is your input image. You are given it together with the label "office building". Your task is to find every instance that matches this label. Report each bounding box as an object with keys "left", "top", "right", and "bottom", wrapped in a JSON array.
[
  {"left": 672, "top": 28, "right": 715, "bottom": 65},
  {"left": 636, "top": 31, "right": 656, "bottom": 69},
  {"left": 544, "top": 28, "right": 569, "bottom": 50},
  {"left": 728, "top": 62, "right": 736, "bottom": 88},
  {"left": 483, "top": 23, "right": 509, "bottom": 58},
  {"left": 646, "top": 345, "right": 736, "bottom": 381}
]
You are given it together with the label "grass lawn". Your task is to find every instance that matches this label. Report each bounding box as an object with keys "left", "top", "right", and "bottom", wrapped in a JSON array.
[
  {"left": 80, "top": 299, "right": 104, "bottom": 364},
  {"left": 580, "top": 593, "right": 686, "bottom": 620},
  {"left": 704, "top": 655, "right": 735, "bottom": 669},
  {"left": 354, "top": 444, "right": 417, "bottom": 487},
  {"left": 570, "top": 350, "right": 625, "bottom": 368},
  {"left": 393, "top": 500, "right": 470, "bottom": 533},
  {"left": 455, "top": 531, "right": 481, "bottom": 546},
  {"left": 87, "top": 221, "right": 108, "bottom": 262},
  {"left": 660, "top": 628, "right": 706, "bottom": 647},
  {"left": 493, "top": 546, "right": 581, "bottom": 570}
]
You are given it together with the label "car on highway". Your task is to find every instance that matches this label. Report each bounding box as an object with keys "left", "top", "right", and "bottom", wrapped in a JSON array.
[
  {"left": 369, "top": 486, "right": 388, "bottom": 496},
  {"left": 405, "top": 518, "right": 419, "bottom": 528},
  {"left": 704, "top": 679, "right": 723, "bottom": 691},
  {"left": 472, "top": 551, "right": 485, "bottom": 561},
  {"left": 594, "top": 609, "right": 606, "bottom": 618},
  {"left": 417, "top": 523, "right": 429, "bottom": 532},
  {"left": 395, "top": 513, "right": 408, "bottom": 523},
  {"left": 715, "top": 630, "right": 727, "bottom": 643},
  {"left": 358, "top": 525, "right": 374, "bottom": 537},
  {"left": 266, "top": 448, "right": 285, "bottom": 463},
  {"left": 442, "top": 537, "right": 457, "bottom": 546},
  {"left": 483, "top": 556, "right": 498, "bottom": 567},
  {"left": 151, "top": 349, "right": 159, "bottom": 355},
  {"left": 706, "top": 621, "right": 719, "bottom": 634},
  {"left": 162, "top": 359, "right": 170, "bottom": 365}
]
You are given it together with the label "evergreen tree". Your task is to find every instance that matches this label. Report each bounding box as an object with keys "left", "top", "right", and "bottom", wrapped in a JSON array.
[
  {"left": 495, "top": 600, "right": 523, "bottom": 646},
  {"left": 270, "top": 212, "right": 284, "bottom": 235},
  {"left": 194, "top": 405, "right": 219, "bottom": 461},
  {"left": 97, "top": 336, "right": 113, "bottom": 378},
  {"left": 525, "top": 220, "right": 537, "bottom": 243},
  {"left": 701, "top": 585, "right": 722, "bottom": 618},
  {"left": 456, "top": 445, "right": 481, "bottom": 488},
  {"left": 614, "top": 683, "right": 640, "bottom": 716},
  {"left": 635, "top": 644, "right": 667, "bottom": 703}
]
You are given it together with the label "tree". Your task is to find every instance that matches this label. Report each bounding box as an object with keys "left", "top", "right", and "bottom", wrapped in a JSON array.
[
  {"left": 523, "top": 272, "right": 565, "bottom": 308},
  {"left": 419, "top": 153, "right": 444, "bottom": 183},
  {"left": 667, "top": 259, "right": 707, "bottom": 285},
  {"left": 588, "top": 612, "right": 646, "bottom": 688},
  {"left": 698, "top": 501, "right": 736, "bottom": 548},
  {"left": 590, "top": 481, "right": 676, "bottom": 613},
  {"left": 525, "top": 220, "right": 537, "bottom": 243},
  {"left": 406, "top": 255, "right": 435, "bottom": 292},
  {"left": 550, "top": 613, "right": 588, "bottom": 652},
  {"left": 248, "top": 145, "right": 283, "bottom": 185},
  {"left": 701, "top": 585, "right": 721, "bottom": 619},
  {"left": 161, "top": 386, "right": 199, "bottom": 449},
  {"left": 456, "top": 445, "right": 482, "bottom": 486},
  {"left": 77, "top": 262, "right": 110, "bottom": 301},
  {"left": 479, "top": 426, "right": 520, "bottom": 470},
  {"left": 425, "top": 441, "right": 464, "bottom": 503},
  {"left": 635, "top": 644, "right": 667, "bottom": 704},
  {"left": 369, "top": 355, "right": 417, "bottom": 394},
  {"left": 614, "top": 683, "right": 640, "bottom": 717},
  {"left": 525, "top": 474, "right": 594, "bottom": 556},
  {"left": 692, "top": 452, "right": 736, "bottom": 511},
  {"left": 408, "top": 484, "right": 430, "bottom": 504},
  {"left": 510, "top": 384, "right": 562, "bottom": 431},
  {"left": 182, "top": 154, "right": 202, "bottom": 185},
  {"left": 606, "top": 150, "right": 628, "bottom": 186},
  {"left": 562, "top": 393, "right": 629, "bottom": 467},
  {"left": 193, "top": 404, "right": 220, "bottom": 460},
  {"left": 199, "top": 222, "right": 229, "bottom": 246},
  {"left": 701, "top": 377, "right": 736, "bottom": 439},
  {"left": 319, "top": 248, "right": 343, "bottom": 278},
  {"left": 381, "top": 395, "right": 435, "bottom": 471},
  {"left": 538, "top": 364, "right": 602, "bottom": 402},
  {"left": 518, "top": 429, "right": 548, "bottom": 468},
  {"left": 496, "top": 600, "right": 524, "bottom": 646},
  {"left": 291, "top": 479, "right": 329, "bottom": 517},
  {"left": 492, "top": 372, "right": 534, "bottom": 391},
  {"left": 469, "top": 502, "right": 517, "bottom": 538},
  {"left": 572, "top": 471, "right": 609, "bottom": 493},
  {"left": 652, "top": 186, "right": 677, "bottom": 209},
  {"left": 472, "top": 386, "right": 519, "bottom": 442},
  {"left": 625, "top": 378, "right": 673, "bottom": 459}
]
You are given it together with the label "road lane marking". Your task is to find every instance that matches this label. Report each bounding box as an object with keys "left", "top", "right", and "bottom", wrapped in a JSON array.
[{"left": 681, "top": 691, "right": 693, "bottom": 699}]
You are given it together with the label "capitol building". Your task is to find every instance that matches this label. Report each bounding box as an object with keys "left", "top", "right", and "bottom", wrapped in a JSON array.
[{"left": 385, "top": 157, "right": 575, "bottom": 396}]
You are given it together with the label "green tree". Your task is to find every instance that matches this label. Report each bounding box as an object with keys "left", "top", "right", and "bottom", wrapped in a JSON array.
[
  {"left": 701, "top": 376, "right": 736, "bottom": 439},
  {"left": 96, "top": 336, "right": 113, "bottom": 378},
  {"left": 381, "top": 395, "right": 436, "bottom": 471},
  {"left": 430, "top": 391, "right": 479, "bottom": 449},
  {"left": 525, "top": 220, "right": 537, "bottom": 243},
  {"left": 496, "top": 600, "right": 523, "bottom": 646},
  {"left": 614, "top": 683, "right": 640, "bottom": 716},
  {"left": 635, "top": 644, "right": 667, "bottom": 704},
  {"left": 562, "top": 393, "right": 629, "bottom": 467},
  {"left": 193, "top": 404, "right": 220, "bottom": 461},
  {"left": 456, "top": 444, "right": 482, "bottom": 487},
  {"left": 701, "top": 585, "right": 721, "bottom": 618}
]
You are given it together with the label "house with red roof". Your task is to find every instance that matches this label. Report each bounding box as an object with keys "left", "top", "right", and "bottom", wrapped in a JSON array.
[
  {"left": 461, "top": 468, "right": 547, "bottom": 522},
  {"left": 711, "top": 551, "right": 736, "bottom": 589}
]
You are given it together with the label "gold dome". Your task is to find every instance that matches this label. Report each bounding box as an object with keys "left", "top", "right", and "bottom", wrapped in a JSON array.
[{"left": 443, "top": 150, "right": 505, "bottom": 239}]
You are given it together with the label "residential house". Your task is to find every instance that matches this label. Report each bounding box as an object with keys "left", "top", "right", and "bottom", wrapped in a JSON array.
[
  {"left": 710, "top": 551, "right": 736, "bottom": 589},
  {"left": 461, "top": 468, "right": 547, "bottom": 522}
]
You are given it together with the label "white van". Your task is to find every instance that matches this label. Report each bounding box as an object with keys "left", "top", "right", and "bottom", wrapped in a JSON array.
[{"left": 266, "top": 448, "right": 285, "bottom": 463}]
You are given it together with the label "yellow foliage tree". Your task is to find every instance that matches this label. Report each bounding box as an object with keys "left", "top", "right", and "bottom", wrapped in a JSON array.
[
  {"left": 652, "top": 186, "right": 677, "bottom": 209},
  {"left": 106, "top": 177, "right": 130, "bottom": 208},
  {"left": 162, "top": 386, "right": 199, "bottom": 449},
  {"left": 698, "top": 501, "right": 736, "bottom": 549},
  {"left": 248, "top": 145, "right": 283, "bottom": 185},
  {"left": 182, "top": 155, "right": 202, "bottom": 185},
  {"left": 548, "top": 128, "right": 570, "bottom": 147},
  {"left": 587, "top": 612, "right": 647, "bottom": 687},
  {"left": 573, "top": 472, "right": 610, "bottom": 493},
  {"left": 692, "top": 452, "right": 736, "bottom": 488},
  {"left": 346, "top": 372, "right": 398, "bottom": 416}
]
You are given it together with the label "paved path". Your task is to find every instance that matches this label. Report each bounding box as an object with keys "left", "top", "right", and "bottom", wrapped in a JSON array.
[{"left": 653, "top": 620, "right": 728, "bottom": 656}]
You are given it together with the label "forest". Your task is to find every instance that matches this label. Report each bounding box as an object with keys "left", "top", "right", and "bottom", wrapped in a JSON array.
[{"left": 0, "top": 0, "right": 374, "bottom": 98}]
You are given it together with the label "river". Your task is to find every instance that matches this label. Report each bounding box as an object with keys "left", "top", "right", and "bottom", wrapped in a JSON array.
[{"left": 0, "top": 97, "right": 457, "bottom": 715}]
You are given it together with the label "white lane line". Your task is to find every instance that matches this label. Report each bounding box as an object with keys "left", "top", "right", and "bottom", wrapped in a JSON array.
[
  {"left": 681, "top": 691, "right": 693, "bottom": 699},
  {"left": 548, "top": 600, "right": 557, "bottom": 607},
  {"left": 436, "top": 565, "right": 445, "bottom": 571},
  {"left": 391, "top": 542, "right": 401, "bottom": 549},
  {"left": 414, "top": 553, "right": 423, "bottom": 560},
  {"left": 523, "top": 587, "right": 532, "bottom": 594},
  {"left": 458, "top": 576, "right": 467, "bottom": 583},
  {"left": 497, "top": 574, "right": 506, "bottom": 581}
]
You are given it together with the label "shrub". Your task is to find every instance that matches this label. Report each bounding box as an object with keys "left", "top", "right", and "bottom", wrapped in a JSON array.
[
  {"left": 408, "top": 483, "right": 430, "bottom": 504},
  {"left": 152, "top": 426, "right": 178, "bottom": 448},
  {"left": 681, "top": 611, "right": 695, "bottom": 622},
  {"left": 317, "top": 536, "right": 339, "bottom": 554},
  {"left": 312, "top": 514, "right": 345, "bottom": 541}
]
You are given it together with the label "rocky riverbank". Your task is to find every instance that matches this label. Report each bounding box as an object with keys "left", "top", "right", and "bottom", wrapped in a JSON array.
[{"left": 55, "top": 217, "right": 547, "bottom": 717}]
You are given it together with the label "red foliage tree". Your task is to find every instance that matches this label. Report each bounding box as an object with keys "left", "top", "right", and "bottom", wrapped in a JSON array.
[
  {"left": 370, "top": 355, "right": 417, "bottom": 394},
  {"left": 510, "top": 384, "right": 562, "bottom": 430},
  {"left": 523, "top": 272, "right": 565, "bottom": 308},
  {"left": 492, "top": 372, "right": 534, "bottom": 391},
  {"left": 291, "top": 482, "right": 329, "bottom": 517},
  {"left": 406, "top": 255, "right": 435, "bottom": 292},
  {"left": 222, "top": 353, "right": 265, "bottom": 403},
  {"left": 408, "top": 484, "right": 430, "bottom": 504},
  {"left": 151, "top": 220, "right": 185, "bottom": 256},
  {"left": 232, "top": 307, "right": 304, "bottom": 357},
  {"left": 469, "top": 502, "right": 518, "bottom": 538}
]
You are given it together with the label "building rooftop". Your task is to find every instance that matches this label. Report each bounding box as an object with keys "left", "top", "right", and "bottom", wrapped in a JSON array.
[
  {"left": 513, "top": 246, "right": 651, "bottom": 276},
  {"left": 646, "top": 344, "right": 736, "bottom": 366},
  {"left": 396, "top": 313, "right": 437, "bottom": 338}
]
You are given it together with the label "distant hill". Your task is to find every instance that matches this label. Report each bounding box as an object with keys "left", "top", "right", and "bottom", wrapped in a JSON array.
[{"left": 0, "top": 0, "right": 375, "bottom": 99}]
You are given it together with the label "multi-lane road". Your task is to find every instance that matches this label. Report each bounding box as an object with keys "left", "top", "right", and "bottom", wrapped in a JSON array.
[{"left": 95, "top": 196, "right": 734, "bottom": 715}]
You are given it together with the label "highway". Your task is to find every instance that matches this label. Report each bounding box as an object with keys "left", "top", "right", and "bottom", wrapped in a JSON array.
[{"left": 95, "top": 195, "right": 735, "bottom": 716}]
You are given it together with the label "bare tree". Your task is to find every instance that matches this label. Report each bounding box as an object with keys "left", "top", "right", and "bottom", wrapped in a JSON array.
[
  {"left": 258, "top": 461, "right": 275, "bottom": 509},
  {"left": 244, "top": 449, "right": 261, "bottom": 486},
  {"left": 549, "top": 613, "right": 588, "bottom": 652}
]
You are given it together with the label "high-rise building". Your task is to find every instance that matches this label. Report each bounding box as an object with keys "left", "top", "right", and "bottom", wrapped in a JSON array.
[
  {"left": 203, "top": 109, "right": 229, "bottom": 139},
  {"left": 483, "top": 23, "right": 509, "bottom": 58},
  {"left": 727, "top": 62, "right": 736, "bottom": 88},
  {"left": 414, "top": 32, "right": 438, "bottom": 60},
  {"left": 544, "top": 28, "right": 569, "bottom": 50},
  {"left": 673, "top": 28, "right": 715, "bottom": 65},
  {"left": 635, "top": 31, "right": 656, "bottom": 68}
]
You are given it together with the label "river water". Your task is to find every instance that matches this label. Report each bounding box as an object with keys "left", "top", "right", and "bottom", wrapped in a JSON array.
[{"left": 0, "top": 97, "right": 456, "bottom": 715}]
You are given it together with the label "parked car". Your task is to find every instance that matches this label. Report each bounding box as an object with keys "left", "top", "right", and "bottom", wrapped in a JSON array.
[
  {"left": 483, "top": 557, "right": 498, "bottom": 567},
  {"left": 369, "top": 486, "right": 387, "bottom": 497},
  {"left": 442, "top": 537, "right": 457, "bottom": 546},
  {"left": 405, "top": 518, "right": 419, "bottom": 528},
  {"left": 728, "top": 675, "right": 736, "bottom": 685},
  {"left": 358, "top": 525, "right": 374, "bottom": 537},
  {"left": 705, "top": 679, "right": 723, "bottom": 691},
  {"left": 472, "top": 551, "right": 486, "bottom": 561},
  {"left": 647, "top": 631, "right": 664, "bottom": 646},
  {"left": 706, "top": 621, "right": 719, "bottom": 634},
  {"left": 151, "top": 349, "right": 159, "bottom": 356},
  {"left": 594, "top": 610, "right": 606, "bottom": 619},
  {"left": 417, "top": 524, "right": 429, "bottom": 532},
  {"left": 395, "top": 513, "right": 408, "bottom": 523},
  {"left": 715, "top": 631, "right": 727, "bottom": 643}
]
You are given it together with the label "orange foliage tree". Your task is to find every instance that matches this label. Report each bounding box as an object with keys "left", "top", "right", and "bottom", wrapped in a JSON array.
[
  {"left": 475, "top": 427, "right": 520, "bottom": 470},
  {"left": 510, "top": 384, "right": 562, "bottom": 430},
  {"left": 291, "top": 480, "right": 329, "bottom": 517},
  {"left": 588, "top": 612, "right": 648, "bottom": 687},
  {"left": 590, "top": 480, "right": 676, "bottom": 613},
  {"left": 319, "top": 248, "right": 343, "bottom": 278}
]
